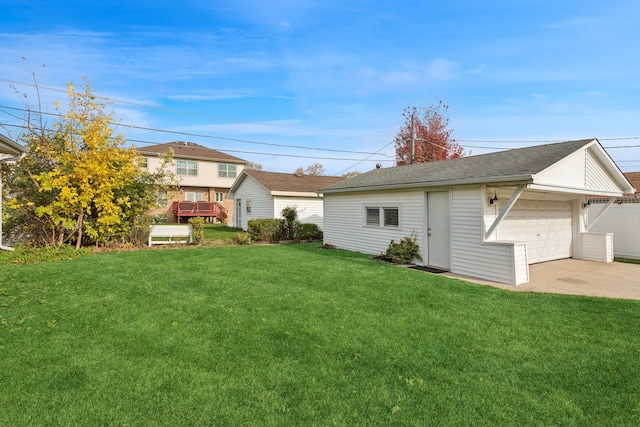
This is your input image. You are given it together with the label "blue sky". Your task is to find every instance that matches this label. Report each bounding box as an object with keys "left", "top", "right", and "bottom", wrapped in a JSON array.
[{"left": 1, "top": 0, "right": 639, "bottom": 174}]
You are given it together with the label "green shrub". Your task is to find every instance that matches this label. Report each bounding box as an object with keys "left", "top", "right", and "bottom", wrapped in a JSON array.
[
  {"left": 297, "top": 223, "right": 323, "bottom": 241},
  {"left": 280, "top": 206, "right": 299, "bottom": 241},
  {"left": 248, "top": 218, "right": 283, "bottom": 243},
  {"left": 385, "top": 232, "right": 423, "bottom": 264},
  {"left": 188, "top": 217, "right": 206, "bottom": 244},
  {"left": 233, "top": 232, "right": 253, "bottom": 245},
  {"left": 247, "top": 209, "right": 320, "bottom": 243}
]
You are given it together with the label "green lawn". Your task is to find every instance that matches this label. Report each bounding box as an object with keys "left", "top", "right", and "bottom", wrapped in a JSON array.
[
  {"left": 1, "top": 243, "right": 639, "bottom": 425},
  {"left": 203, "top": 223, "right": 243, "bottom": 242}
]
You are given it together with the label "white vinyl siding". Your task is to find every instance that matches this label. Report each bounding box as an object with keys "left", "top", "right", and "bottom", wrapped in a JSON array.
[
  {"left": 323, "top": 189, "right": 423, "bottom": 258},
  {"left": 274, "top": 196, "right": 326, "bottom": 229},
  {"left": 451, "top": 187, "right": 524, "bottom": 284},
  {"left": 145, "top": 156, "right": 244, "bottom": 188},
  {"left": 232, "top": 174, "right": 329, "bottom": 230},
  {"left": 535, "top": 146, "right": 620, "bottom": 194},
  {"left": 233, "top": 177, "right": 274, "bottom": 230},
  {"left": 588, "top": 203, "right": 640, "bottom": 259},
  {"left": 581, "top": 232, "right": 614, "bottom": 262},
  {"left": 513, "top": 243, "right": 530, "bottom": 284},
  {"left": 585, "top": 149, "right": 621, "bottom": 192}
]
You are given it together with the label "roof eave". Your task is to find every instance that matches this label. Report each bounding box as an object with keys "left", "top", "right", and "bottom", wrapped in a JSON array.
[
  {"left": 320, "top": 174, "right": 534, "bottom": 194},
  {"left": 0, "top": 134, "right": 26, "bottom": 157},
  {"left": 139, "top": 150, "right": 246, "bottom": 164},
  {"left": 271, "top": 191, "right": 321, "bottom": 197}
]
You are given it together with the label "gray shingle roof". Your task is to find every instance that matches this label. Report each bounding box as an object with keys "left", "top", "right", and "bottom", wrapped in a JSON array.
[
  {"left": 137, "top": 141, "right": 247, "bottom": 164},
  {"left": 321, "top": 139, "right": 596, "bottom": 193},
  {"left": 243, "top": 170, "right": 343, "bottom": 193}
]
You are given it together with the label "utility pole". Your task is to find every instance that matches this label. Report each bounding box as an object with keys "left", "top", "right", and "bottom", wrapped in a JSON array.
[{"left": 410, "top": 112, "right": 415, "bottom": 164}]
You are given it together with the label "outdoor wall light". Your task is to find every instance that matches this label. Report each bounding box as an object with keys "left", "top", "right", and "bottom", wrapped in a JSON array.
[
  {"left": 583, "top": 200, "right": 591, "bottom": 208},
  {"left": 489, "top": 192, "right": 499, "bottom": 205}
]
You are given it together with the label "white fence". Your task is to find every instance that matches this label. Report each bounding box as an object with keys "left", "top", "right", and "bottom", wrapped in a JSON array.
[{"left": 588, "top": 203, "right": 640, "bottom": 259}]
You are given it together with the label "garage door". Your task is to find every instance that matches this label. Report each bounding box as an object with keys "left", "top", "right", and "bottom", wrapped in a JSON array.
[{"left": 499, "top": 200, "right": 573, "bottom": 264}]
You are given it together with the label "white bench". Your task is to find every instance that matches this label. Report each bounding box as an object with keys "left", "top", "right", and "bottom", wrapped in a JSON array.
[{"left": 148, "top": 224, "right": 193, "bottom": 246}]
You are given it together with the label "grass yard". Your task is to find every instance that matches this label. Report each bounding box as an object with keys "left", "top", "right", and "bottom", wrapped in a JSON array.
[
  {"left": 1, "top": 243, "right": 639, "bottom": 425},
  {"left": 203, "top": 223, "right": 243, "bottom": 242}
]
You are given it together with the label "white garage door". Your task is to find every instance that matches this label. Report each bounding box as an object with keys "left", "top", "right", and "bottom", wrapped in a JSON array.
[{"left": 499, "top": 200, "right": 573, "bottom": 264}]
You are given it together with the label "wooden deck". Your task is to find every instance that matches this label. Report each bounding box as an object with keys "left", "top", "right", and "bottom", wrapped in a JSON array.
[{"left": 172, "top": 201, "right": 227, "bottom": 223}]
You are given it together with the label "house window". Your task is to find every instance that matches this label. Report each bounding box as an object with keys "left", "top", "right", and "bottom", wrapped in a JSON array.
[
  {"left": 215, "top": 192, "right": 224, "bottom": 202},
  {"left": 219, "top": 164, "right": 237, "bottom": 178},
  {"left": 366, "top": 207, "right": 400, "bottom": 227},
  {"left": 157, "top": 190, "right": 167, "bottom": 207},
  {"left": 366, "top": 207, "right": 380, "bottom": 226},
  {"left": 140, "top": 157, "right": 148, "bottom": 169},
  {"left": 185, "top": 192, "right": 204, "bottom": 202},
  {"left": 177, "top": 160, "right": 198, "bottom": 176},
  {"left": 384, "top": 208, "right": 399, "bottom": 227},
  {"left": 246, "top": 200, "right": 252, "bottom": 213}
]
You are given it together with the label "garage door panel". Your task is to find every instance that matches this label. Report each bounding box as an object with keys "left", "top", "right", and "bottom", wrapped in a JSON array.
[{"left": 499, "top": 200, "right": 572, "bottom": 264}]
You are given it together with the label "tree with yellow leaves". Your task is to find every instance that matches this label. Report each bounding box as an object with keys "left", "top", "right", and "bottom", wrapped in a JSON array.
[{"left": 4, "top": 78, "right": 175, "bottom": 248}]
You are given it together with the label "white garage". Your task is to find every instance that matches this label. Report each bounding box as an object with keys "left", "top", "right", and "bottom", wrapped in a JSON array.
[{"left": 320, "top": 139, "right": 635, "bottom": 285}]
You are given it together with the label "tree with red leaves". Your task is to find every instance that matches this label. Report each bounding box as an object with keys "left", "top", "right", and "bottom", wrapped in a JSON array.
[{"left": 394, "top": 102, "right": 464, "bottom": 166}]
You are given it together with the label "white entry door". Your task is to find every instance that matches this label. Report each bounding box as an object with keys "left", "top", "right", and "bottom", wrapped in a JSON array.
[{"left": 426, "top": 191, "right": 451, "bottom": 270}]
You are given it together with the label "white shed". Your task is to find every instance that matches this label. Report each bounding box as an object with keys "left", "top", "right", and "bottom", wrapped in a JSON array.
[
  {"left": 227, "top": 170, "right": 343, "bottom": 230},
  {"left": 319, "top": 139, "right": 635, "bottom": 285}
]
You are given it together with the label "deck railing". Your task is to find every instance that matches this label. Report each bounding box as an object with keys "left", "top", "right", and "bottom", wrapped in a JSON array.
[{"left": 172, "top": 201, "right": 226, "bottom": 223}]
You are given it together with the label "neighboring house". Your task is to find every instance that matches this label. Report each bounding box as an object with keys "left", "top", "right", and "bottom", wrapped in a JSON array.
[
  {"left": 227, "top": 170, "right": 343, "bottom": 230},
  {"left": 318, "top": 139, "right": 634, "bottom": 286},
  {"left": 138, "top": 141, "right": 247, "bottom": 223},
  {"left": 587, "top": 172, "right": 640, "bottom": 259},
  {"left": 0, "top": 134, "right": 26, "bottom": 251}
]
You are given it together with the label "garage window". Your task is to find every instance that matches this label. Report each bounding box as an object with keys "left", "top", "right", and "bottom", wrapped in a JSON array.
[
  {"left": 366, "top": 208, "right": 380, "bottom": 226},
  {"left": 365, "top": 206, "right": 399, "bottom": 227},
  {"left": 383, "top": 208, "right": 399, "bottom": 227}
]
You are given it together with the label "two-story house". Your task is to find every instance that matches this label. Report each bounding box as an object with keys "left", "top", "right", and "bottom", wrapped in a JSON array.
[{"left": 138, "top": 141, "right": 247, "bottom": 224}]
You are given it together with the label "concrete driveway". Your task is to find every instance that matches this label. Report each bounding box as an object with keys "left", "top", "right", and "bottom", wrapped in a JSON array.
[{"left": 445, "top": 259, "right": 640, "bottom": 300}]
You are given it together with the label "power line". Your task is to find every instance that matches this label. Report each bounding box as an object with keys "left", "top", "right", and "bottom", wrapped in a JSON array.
[
  {"left": 6, "top": 79, "right": 640, "bottom": 148},
  {"left": 0, "top": 105, "right": 395, "bottom": 157},
  {"left": 334, "top": 141, "right": 395, "bottom": 176},
  {"left": 0, "top": 123, "right": 393, "bottom": 162}
]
